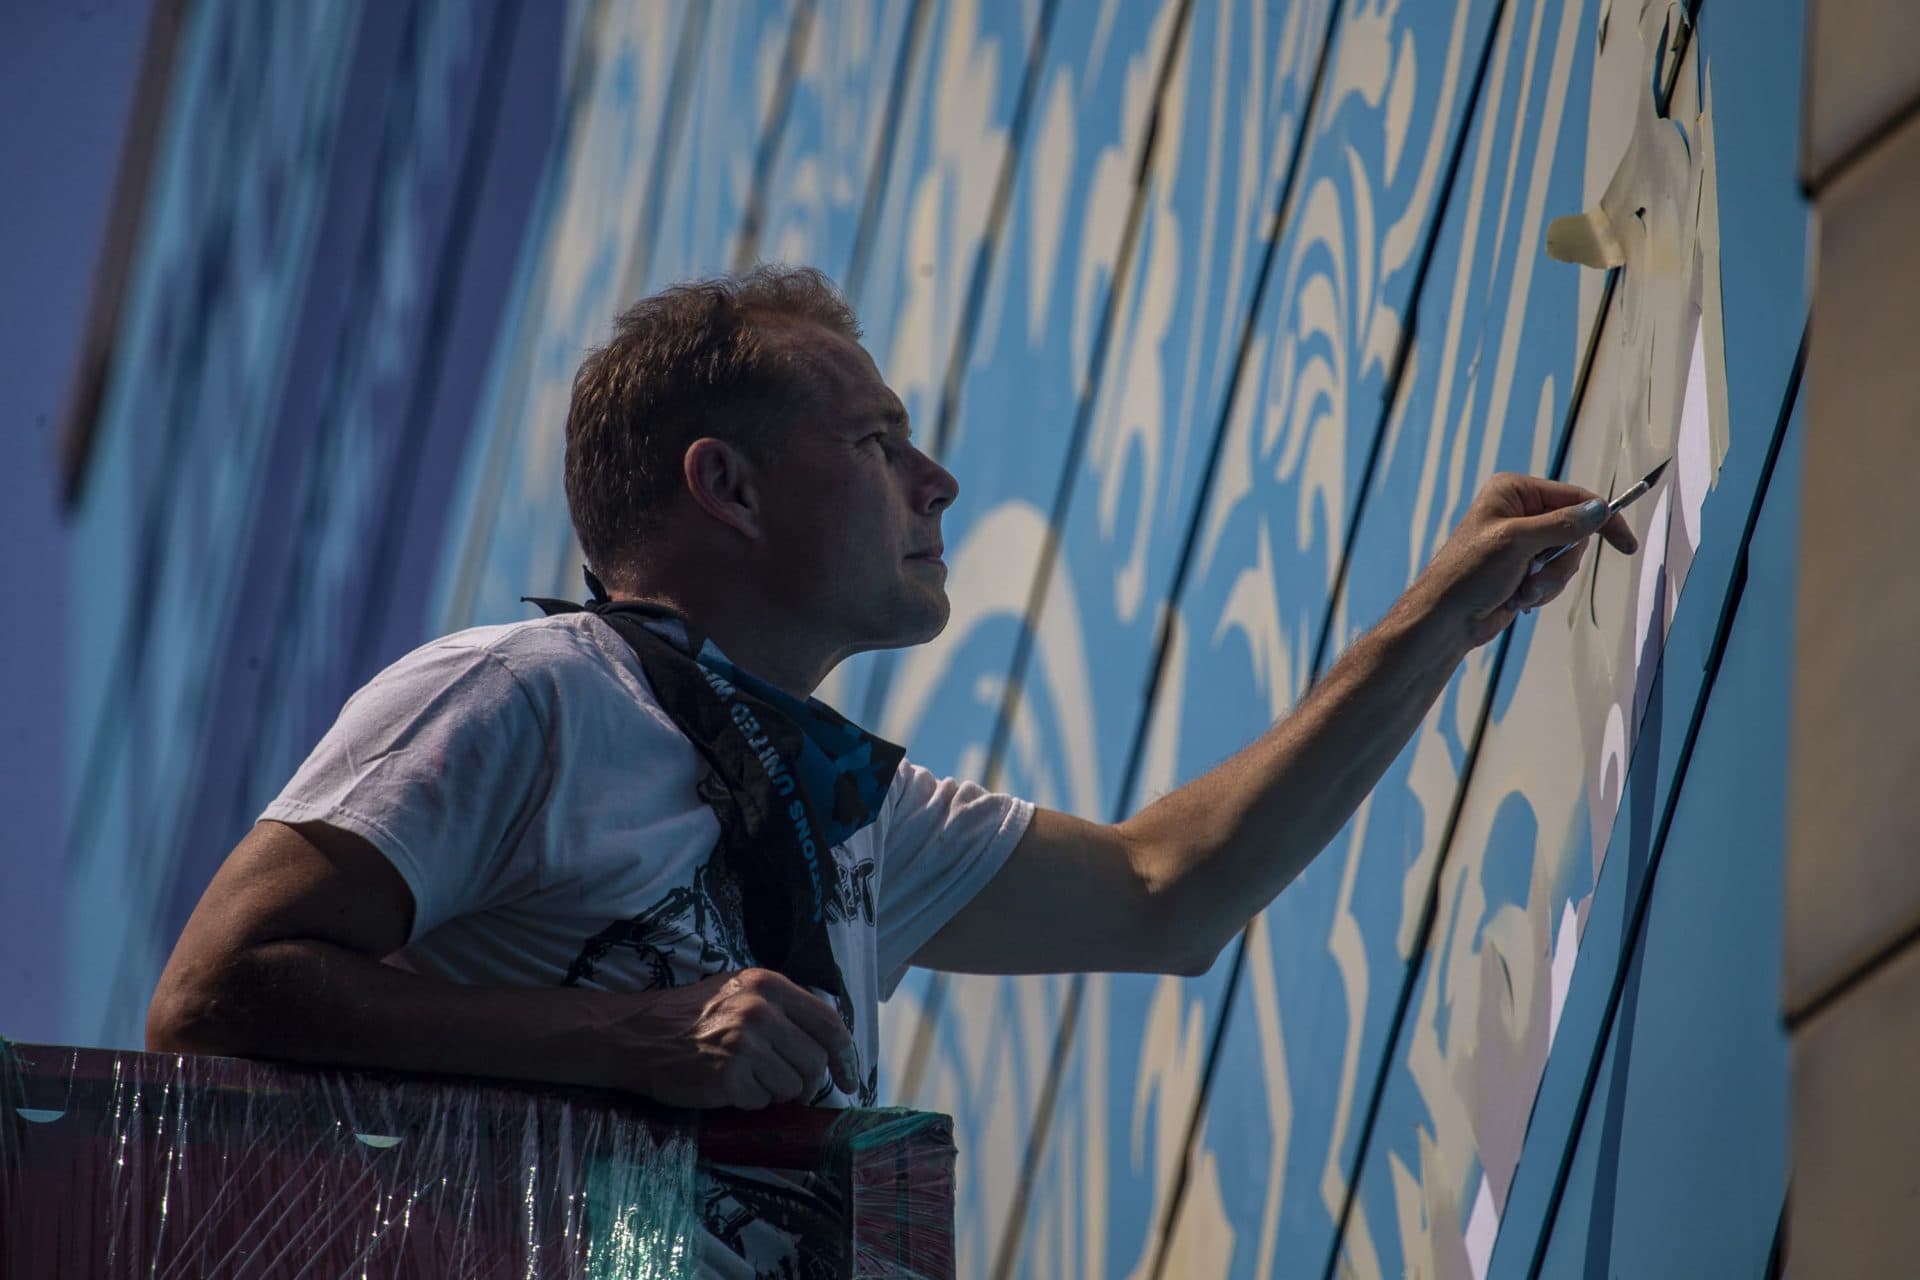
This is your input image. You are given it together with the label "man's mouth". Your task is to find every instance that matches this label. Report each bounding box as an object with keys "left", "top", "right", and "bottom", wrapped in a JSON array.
[{"left": 905, "top": 546, "right": 944, "bottom": 562}]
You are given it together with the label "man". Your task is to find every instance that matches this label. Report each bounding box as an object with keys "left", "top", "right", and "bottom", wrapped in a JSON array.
[{"left": 148, "top": 266, "right": 1633, "bottom": 1269}]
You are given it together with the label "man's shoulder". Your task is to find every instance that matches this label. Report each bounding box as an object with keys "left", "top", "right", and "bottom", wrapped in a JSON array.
[
  {"left": 422, "top": 613, "right": 617, "bottom": 668},
  {"left": 430, "top": 613, "right": 699, "bottom": 749},
  {"left": 371, "top": 614, "right": 648, "bottom": 709}
]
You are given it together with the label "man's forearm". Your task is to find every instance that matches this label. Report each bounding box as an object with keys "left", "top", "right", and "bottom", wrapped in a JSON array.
[
  {"left": 1120, "top": 595, "right": 1469, "bottom": 967},
  {"left": 150, "top": 938, "right": 633, "bottom": 1092}
]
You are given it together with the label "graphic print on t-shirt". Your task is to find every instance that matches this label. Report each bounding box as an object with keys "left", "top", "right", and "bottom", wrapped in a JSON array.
[
  {"left": 558, "top": 848, "right": 754, "bottom": 989},
  {"left": 826, "top": 852, "right": 877, "bottom": 929},
  {"left": 556, "top": 839, "right": 882, "bottom": 1109}
]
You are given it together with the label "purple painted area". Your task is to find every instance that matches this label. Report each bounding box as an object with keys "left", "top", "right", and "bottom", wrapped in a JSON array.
[{"left": 0, "top": 0, "right": 156, "bottom": 1042}]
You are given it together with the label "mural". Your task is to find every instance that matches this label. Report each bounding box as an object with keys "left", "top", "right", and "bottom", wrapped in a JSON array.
[{"left": 55, "top": 0, "right": 1804, "bottom": 1273}]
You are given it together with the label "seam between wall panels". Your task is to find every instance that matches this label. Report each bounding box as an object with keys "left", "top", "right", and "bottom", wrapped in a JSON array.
[
  {"left": 343, "top": 0, "right": 532, "bottom": 695},
  {"left": 437, "top": 0, "right": 620, "bottom": 636},
  {"left": 171, "top": 0, "right": 508, "bottom": 916},
  {"left": 944, "top": 0, "right": 1358, "bottom": 1270},
  {"left": 821, "top": 16, "right": 1088, "bottom": 1176},
  {"left": 64, "top": 0, "right": 372, "bottom": 886},
  {"left": 59, "top": 0, "right": 194, "bottom": 510},
  {"left": 856, "top": 0, "right": 1198, "bottom": 1251},
  {"left": 1801, "top": 86, "right": 1920, "bottom": 198},
  {"left": 732, "top": 0, "right": 819, "bottom": 272},
  {"left": 1136, "top": 1, "right": 1518, "bottom": 1274},
  {"left": 540, "top": 0, "right": 716, "bottom": 594},
  {"left": 1519, "top": 320, "right": 1804, "bottom": 1279},
  {"left": 850, "top": 0, "right": 1066, "bottom": 731},
  {"left": 888, "top": 0, "right": 1202, "bottom": 1112},
  {"left": 984, "top": 0, "right": 1218, "bottom": 1271},
  {"left": 1316, "top": 5, "right": 1706, "bottom": 1275},
  {"left": 1787, "top": 915, "right": 1920, "bottom": 1033},
  {"left": 843, "top": 0, "right": 938, "bottom": 315}
]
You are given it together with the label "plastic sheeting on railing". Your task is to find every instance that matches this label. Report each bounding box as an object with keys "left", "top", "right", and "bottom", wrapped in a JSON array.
[{"left": 0, "top": 1038, "right": 956, "bottom": 1278}]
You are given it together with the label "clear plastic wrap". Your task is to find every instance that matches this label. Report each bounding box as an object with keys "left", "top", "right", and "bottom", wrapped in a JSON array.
[{"left": 1, "top": 1038, "right": 956, "bottom": 1278}]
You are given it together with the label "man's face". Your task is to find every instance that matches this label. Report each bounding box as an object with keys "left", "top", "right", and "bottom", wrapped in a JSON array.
[{"left": 747, "top": 325, "right": 959, "bottom": 657}]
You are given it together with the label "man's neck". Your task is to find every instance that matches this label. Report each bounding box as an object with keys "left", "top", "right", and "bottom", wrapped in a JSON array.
[{"left": 607, "top": 582, "right": 837, "bottom": 700}]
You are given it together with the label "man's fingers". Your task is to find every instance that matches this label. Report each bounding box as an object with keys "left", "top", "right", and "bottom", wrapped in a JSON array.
[
  {"left": 1493, "top": 473, "right": 1604, "bottom": 517},
  {"left": 740, "top": 970, "right": 859, "bottom": 1091},
  {"left": 1599, "top": 509, "right": 1639, "bottom": 555},
  {"left": 1495, "top": 472, "right": 1642, "bottom": 558},
  {"left": 1515, "top": 544, "right": 1585, "bottom": 609},
  {"left": 724, "top": 1062, "right": 775, "bottom": 1110},
  {"left": 762, "top": 976, "right": 855, "bottom": 1055},
  {"left": 1519, "top": 563, "right": 1584, "bottom": 612},
  {"left": 1469, "top": 600, "right": 1521, "bottom": 648},
  {"left": 757, "top": 1006, "right": 836, "bottom": 1095},
  {"left": 1509, "top": 498, "right": 1611, "bottom": 554},
  {"left": 748, "top": 1050, "right": 807, "bottom": 1104}
]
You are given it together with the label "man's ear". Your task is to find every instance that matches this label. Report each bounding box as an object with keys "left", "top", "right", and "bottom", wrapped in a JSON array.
[{"left": 682, "top": 437, "right": 762, "bottom": 539}]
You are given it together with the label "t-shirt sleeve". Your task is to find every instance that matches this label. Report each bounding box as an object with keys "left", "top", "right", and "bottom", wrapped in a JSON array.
[
  {"left": 258, "top": 642, "right": 554, "bottom": 941},
  {"left": 874, "top": 760, "right": 1034, "bottom": 999}
]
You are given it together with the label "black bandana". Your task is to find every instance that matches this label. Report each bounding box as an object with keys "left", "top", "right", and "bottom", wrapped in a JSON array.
[{"left": 522, "top": 569, "right": 905, "bottom": 1033}]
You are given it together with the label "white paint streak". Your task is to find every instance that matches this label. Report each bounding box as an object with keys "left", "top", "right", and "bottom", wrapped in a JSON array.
[{"left": 1465, "top": 1174, "right": 1499, "bottom": 1279}]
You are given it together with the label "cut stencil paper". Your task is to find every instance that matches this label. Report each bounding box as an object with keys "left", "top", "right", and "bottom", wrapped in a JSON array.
[
  {"left": 1402, "top": 19, "right": 1730, "bottom": 1201},
  {"left": 1547, "top": 0, "right": 1730, "bottom": 867}
]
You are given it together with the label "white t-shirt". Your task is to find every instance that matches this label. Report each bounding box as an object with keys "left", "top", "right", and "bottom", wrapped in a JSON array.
[{"left": 258, "top": 610, "right": 1033, "bottom": 1110}]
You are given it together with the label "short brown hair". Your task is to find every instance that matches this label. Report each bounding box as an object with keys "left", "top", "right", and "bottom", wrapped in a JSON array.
[{"left": 563, "top": 264, "right": 862, "bottom": 590}]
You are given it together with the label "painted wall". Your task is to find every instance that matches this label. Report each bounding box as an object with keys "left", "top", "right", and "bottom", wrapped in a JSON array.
[
  {"left": 0, "top": 0, "right": 158, "bottom": 1049},
  {"left": 34, "top": 0, "right": 1803, "bottom": 1273}
]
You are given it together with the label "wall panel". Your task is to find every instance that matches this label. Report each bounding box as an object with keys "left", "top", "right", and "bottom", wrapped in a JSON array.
[
  {"left": 434, "top": 0, "right": 712, "bottom": 633},
  {"left": 1021, "top": 0, "right": 1508, "bottom": 1273},
  {"left": 1496, "top": 2, "right": 1807, "bottom": 1267},
  {"left": 1161, "top": 0, "right": 1605, "bottom": 1271},
  {"left": 1331, "top": 4, "right": 1806, "bottom": 1274},
  {"left": 842, "top": 4, "right": 1189, "bottom": 1274},
  {"left": 1512, "top": 398, "right": 1796, "bottom": 1280},
  {"left": 817, "top": 0, "right": 1050, "bottom": 717},
  {"left": 893, "top": 1, "right": 1343, "bottom": 1271},
  {"left": 1784, "top": 105, "right": 1920, "bottom": 1018}
]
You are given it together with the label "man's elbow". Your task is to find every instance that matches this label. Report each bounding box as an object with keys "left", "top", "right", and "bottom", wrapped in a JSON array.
[
  {"left": 1162, "top": 934, "right": 1228, "bottom": 978},
  {"left": 1136, "top": 870, "right": 1230, "bottom": 978},
  {"left": 1125, "top": 835, "right": 1228, "bottom": 978},
  {"left": 145, "top": 954, "right": 256, "bottom": 1057}
]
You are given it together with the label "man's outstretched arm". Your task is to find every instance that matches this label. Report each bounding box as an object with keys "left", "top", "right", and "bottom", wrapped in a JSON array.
[
  {"left": 148, "top": 818, "right": 860, "bottom": 1108},
  {"left": 911, "top": 474, "right": 1638, "bottom": 979}
]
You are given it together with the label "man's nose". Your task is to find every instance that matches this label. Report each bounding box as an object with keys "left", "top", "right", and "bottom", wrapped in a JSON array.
[{"left": 916, "top": 449, "right": 959, "bottom": 514}]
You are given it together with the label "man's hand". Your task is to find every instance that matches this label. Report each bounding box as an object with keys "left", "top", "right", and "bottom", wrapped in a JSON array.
[
  {"left": 1408, "top": 472, "right": 1641, "bottom": 652},
  {"left": 616, "top": 968, "right": 860, "bottom": 1110}
]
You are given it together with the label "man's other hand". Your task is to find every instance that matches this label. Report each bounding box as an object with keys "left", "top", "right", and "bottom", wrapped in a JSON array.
[
  {"left": 1409, "top": 472, "right": 1640, "bottom": 652},
  {"left": 619, "top": 968, "right": 860, "bottom": 1110}
]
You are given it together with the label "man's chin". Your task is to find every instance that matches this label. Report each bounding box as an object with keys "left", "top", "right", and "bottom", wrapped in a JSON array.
[
  {"left": 898, "top": 602, "right": 949, "bottom": 648},
  {"left": 870, "top": 592, "right": 950, "bottom": 651}
]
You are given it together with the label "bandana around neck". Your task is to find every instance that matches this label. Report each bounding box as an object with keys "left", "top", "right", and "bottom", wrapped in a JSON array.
[{"left": 522, "top": 568, "right": 906, "bottom": 1033}]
